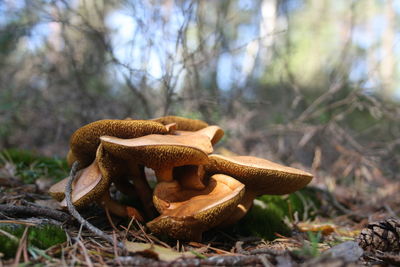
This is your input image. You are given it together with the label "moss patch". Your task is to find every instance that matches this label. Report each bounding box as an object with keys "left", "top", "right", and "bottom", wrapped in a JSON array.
[
  {"left": 233, "top": 187, "right": 321, "bottom": 240},
  {"left": 0, "top": 223, "right": 67, "bottom": 259},
  {"left": 0, "top": 149, "right": 68, "bottom": 183}
]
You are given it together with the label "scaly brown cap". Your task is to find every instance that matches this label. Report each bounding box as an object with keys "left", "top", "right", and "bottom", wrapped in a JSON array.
[
  {"left": 70, "top": 119, "right": 169, "bottom": 167},
  {"left": 100, "top": 134, "right": 212, "bottom": 181},
  {"left": 206, "top": 154, "right": 313, "bottom": 196},
  {"left": 152, "top": 116, "right": 208, "bottom": 131}
]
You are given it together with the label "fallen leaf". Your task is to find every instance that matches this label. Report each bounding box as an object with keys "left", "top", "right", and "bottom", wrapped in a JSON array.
[
  {"left": 297, "top": 222, "right": 336, "bottom": 235},
  {"left": 124, "top": 241, "right": 196, "bottom": 262}
]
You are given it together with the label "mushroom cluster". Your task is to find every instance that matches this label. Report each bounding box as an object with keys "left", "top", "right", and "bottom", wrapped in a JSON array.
[{"left": 49, "top": 116, "right": 313, "bottom": 240}]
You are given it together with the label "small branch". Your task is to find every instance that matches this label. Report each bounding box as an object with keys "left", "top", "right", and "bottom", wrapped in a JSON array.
[
  {"left": 65, "top": 162, "right": 124, "bottom": 249},
  {"left": 0, "top": 204, "right": 71, "bottom": 222}
]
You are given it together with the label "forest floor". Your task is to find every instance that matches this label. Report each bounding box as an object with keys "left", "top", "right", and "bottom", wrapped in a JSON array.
[{"left": 0, "top": 149, "right": 399, "bottom": 266}]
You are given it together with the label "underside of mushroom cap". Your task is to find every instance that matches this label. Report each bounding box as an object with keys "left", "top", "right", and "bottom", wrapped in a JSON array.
[
  {"left": 58, "top": 158, "right": 111, "bottom": 208},
  {"left": 48, "top": 177, "right": 68, "bottom": 202},
  {"left": 100, "top": 134, "right": 212, "bottom": 181},
  {"left": 70, "top": 119, "right": 169, "bottom": 167},
  {"left": 206, "top": 154, "right": 313, "bottom": 195},
  {"left": 152, "top": 116, "right": 209, "bottom": 131},
  {"left": 49, "top": 160, "right": 104, "bottom": 205},
  {"left": 148, "top": 174, "right": 245, "bottom": 240}
]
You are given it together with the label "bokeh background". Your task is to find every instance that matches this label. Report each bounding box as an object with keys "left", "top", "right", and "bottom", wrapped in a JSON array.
[{"left": 1, "top": 0, "right": 399, "bottom": 196}]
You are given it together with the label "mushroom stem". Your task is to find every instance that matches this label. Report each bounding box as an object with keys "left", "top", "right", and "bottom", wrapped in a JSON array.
[
  {"left": 130, "top": 164, "right": 158, "bottom": 220},
  {"left": 154, "top": 167, "right": 174, "bottom": 182},
  {"left": 174, "top": 165, "right": 207, "bottom": 190},
  {"left": 97, "top": 192, "right": 144, "bottom": 222}
]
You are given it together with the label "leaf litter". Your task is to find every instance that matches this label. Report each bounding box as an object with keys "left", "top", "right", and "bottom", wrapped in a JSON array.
[{"left": 0, "top": 149, "right": 399, "bottom": 266}]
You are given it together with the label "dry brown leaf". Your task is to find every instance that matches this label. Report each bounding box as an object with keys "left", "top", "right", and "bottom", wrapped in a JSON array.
[
  {"left": 297, "top": 222, "right": 336, "bottom": 235},
  {"left": 124, "top": 241, "right": 196, "bottom": 261}
]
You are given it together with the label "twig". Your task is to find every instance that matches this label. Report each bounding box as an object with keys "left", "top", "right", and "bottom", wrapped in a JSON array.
[
  {"left": 14, "top": 226, "right": 29, "bottom": 266},
  {"left": 235, "top": 241, "right": 248, "bottom": 255},
  {"left": 0, "top": 204, "right": 71, "bottom": 222},
  {"left": 104, "top": 206, "right": 118, "bottom": 232},
  {"left": 64, "top": 162, "right": 124, "bottom": 249},
  {"left": 114, "top": 254, "right": 271, "bottom": 266},
  {"left": 77, "top": 240, "right": 94, "bottom": 267}
]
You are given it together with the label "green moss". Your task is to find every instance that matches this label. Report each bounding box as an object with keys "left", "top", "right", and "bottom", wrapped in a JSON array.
[
  {"left": 238, "top": 201, "right": 291, "bottom": 240},
  {"left": 28, "top": 225, "right": 67, "bottom": 249},
  {"left": 0, "top": 149, "right": 68, "bottom": 183},
  {"left": 233, "top": 188, "right": 321, "bottom": 240},
  {"left": 0, "top": 223, "right": 67, "bottom": 259}
]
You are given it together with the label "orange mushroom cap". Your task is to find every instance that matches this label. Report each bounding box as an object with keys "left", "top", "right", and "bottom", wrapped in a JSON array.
[
  {"left": 100, "top": 134, "right": 212, "bottom": 181},
  {"left": 205, "top": 154, "right": 313, "bottom": 196},
  {"left": 148, "top": 174, "right": 245, "bottom": 240},
  {"left": 173, "top": 125, "right": 224, "bottom": 146},
  {"left": 152, "top": 115, "right": 208, "bottom": 131},
  {"left": 69, "top": 119, "right": 169, "bottom": 167}
]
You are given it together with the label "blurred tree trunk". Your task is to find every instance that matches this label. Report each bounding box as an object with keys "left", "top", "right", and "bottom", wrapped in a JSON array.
[
  {"left": 380, "top": 0, "right": 396, "bottom": 99},
  {"left": 259, "top": 0, "right": 277, "bottom": 64}
]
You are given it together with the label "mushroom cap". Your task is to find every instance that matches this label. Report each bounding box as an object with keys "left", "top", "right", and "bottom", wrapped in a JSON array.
[
  {"left": 48, "top": 177, "right": 68, "bottom": 202},
  {"left": 66, "top": 149, "right": 77, "bottom": 168},
  {"left": 174, "top": 125, "right": 224, "bottom": 146},
  {"left": 70, "top": 119, "right": 169, "bottom": 167},
  {"left": 152, "top": 116, "right": 208, "bottom": 131},
  {"left": 205, "top": 154, "right": 313, "bottom": 195},
  {"left": 58, "top": 161, "right": 110, "bottom": 208},
  {"left": 49, "top": 145, "right": 112, "bottom": 208},
  {"left": 100, "top": 134, "right": 212, "bottom": 181},
  {"left": 147, "top": 174, "right": 245, "bottom": 240},
  {"left": 216, "top": 190, "right": 257, "bottom": 227}
]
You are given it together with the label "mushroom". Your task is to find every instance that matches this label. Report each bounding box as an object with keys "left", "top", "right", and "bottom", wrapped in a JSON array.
[
  {"left": 205, "top": 154, "right": 313, "bottom": 225},
  {"left": 69, "top": 119, "right": 170, "bottom": 167},
  {"left": 171, "top": 125, "right": 225, "bottom": 190},
  {"left": 100, "top": 134, "right": 213, "bottom": 182},
  {"left": 147, "top": 174, "right": 245, "bottom": 240},
  {"left": 66, "top": 149, "right": 77, "bottom": 167},
  {"left": 49, "top": 145, "right": 144, "bottom": 221},
  {"left": 152, "top": 116, "right": 208, "bottom": 131},
  {"left": 52, "top": 115, "right": 316, "bottom": 241},
  {"left": 94, "top": 139, "right": 157, "bottom": 219},
  {"left": 49, "top": 159, "right": 109, "bottom": 209},
  {"left": 173, "top": 165, "right": 207, "bottom": 190}
]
